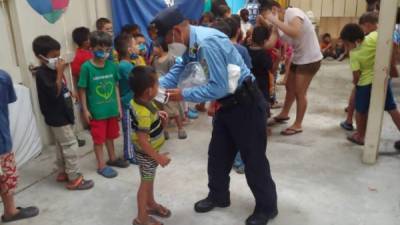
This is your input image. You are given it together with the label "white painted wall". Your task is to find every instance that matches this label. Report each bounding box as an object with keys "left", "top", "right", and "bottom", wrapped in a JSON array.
[{"left": 2, "top": 0, "right": 112, "bottom": 145}]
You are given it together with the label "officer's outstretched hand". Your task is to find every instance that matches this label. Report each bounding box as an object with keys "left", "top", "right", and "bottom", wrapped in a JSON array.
[{"left": 166, "top": 89, "right": 184, "bottom": 102}]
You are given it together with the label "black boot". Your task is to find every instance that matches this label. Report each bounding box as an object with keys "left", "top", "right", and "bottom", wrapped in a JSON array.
[
  {"left": 245, "top": 209, "right": 278, "bottom": 225},
  {"left": 194, "top": 197, "right": 230, "bottom": 213}
]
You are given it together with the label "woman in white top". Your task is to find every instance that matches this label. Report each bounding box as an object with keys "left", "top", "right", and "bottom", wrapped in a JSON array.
[{"left": 263, "top": 1, "right": 323, "bottom": 135}]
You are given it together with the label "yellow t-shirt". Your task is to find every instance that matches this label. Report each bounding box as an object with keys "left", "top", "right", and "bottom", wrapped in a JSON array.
[
  {"left": 130, "top": 99, "right": 165, "bottom": 152},
  {"left": 131, "top": 56, "right": 147, "bottom": 66},
  {"left": 350, "top": 31, "right": 378, "bottom": 86}
]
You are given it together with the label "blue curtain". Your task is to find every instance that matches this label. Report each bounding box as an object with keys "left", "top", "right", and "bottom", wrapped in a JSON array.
[
  {"left": 111, "top": 0, "right": 205, "bottom": 39},
  {"left": 226, "top": 0, "right": 246, "bottom": 14}
]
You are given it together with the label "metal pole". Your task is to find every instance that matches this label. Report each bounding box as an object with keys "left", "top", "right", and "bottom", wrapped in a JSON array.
[{"left": 363, "top": 0, "right": 398, "bottom": 164}]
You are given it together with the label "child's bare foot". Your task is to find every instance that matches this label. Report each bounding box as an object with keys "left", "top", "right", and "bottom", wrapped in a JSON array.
[
  {"left": 347, "top": 133, "right": 364, "bottom": 145},
  {"left": 147, "top": 204, "right": 171, "bottom": 218}
]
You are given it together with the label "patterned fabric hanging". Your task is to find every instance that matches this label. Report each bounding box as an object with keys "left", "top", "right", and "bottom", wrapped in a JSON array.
[{"left": 26, "top": 0, "right": 69, "bottom": 24}]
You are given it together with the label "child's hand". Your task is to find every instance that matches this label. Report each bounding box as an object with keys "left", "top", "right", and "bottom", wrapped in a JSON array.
[
  {"left": 207, "top": 106, "right": 215, "bottom": 117},
  {"left": 158, "top": 111, "right": 169, "bottom": 127},
  {"left": 56, "top": 58, "right": 66, "bottom": 74},
  {"left": 83, "top": 110, "right": 92, "bottom": 124},
  {"left": 157, "top": 152, "right": 171, "bottom": 167}
]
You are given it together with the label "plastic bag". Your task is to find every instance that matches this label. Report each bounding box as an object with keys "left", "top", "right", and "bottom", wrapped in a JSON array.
[{"left": 178, "top": 62, "right": 209, "bottom": 89}]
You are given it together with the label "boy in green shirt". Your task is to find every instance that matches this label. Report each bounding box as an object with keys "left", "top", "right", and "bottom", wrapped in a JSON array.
[
  {"left": 340, "top": 23, "right": 400, "bottom": 145},
  {"left": 129, "top": 66, "right": 171, "bottom": 225},
  {"left": 78, "top": 31, "right": 129, "bottom": 178}
]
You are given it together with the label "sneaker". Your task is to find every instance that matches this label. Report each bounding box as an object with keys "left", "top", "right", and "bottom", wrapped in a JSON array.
[
  {"left": 340, "top": 121, "right": 354, "bottom": 131},
  {"left": 178, "top": 129, "right": 187, "bottom": 139}
]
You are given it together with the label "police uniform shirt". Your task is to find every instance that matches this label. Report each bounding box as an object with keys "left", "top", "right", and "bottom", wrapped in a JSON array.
[{"left": 159, "top": 25, "right": 254, "bottom": 103}]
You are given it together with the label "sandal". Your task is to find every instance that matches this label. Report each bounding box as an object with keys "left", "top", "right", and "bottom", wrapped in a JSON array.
[
  {"left": 106, "top": 158, "right": 129, "bottom": 168},
  {"left": 133, "top": 216, "right": 163, "bottom": 225},
  {"left": 347, "top": 134, "right": 364, "bottom": 146},
  {"left": 281, "top": 128, "right": 303, "bottom": 136},
  {"left": 1, "top": 206, "right": 39, "bottom": 223},
  {"left": 66, "top": 176, "right": 94, "bottom": 190},
  {"left": 340, "top": 121, "right": 354, "bottom": 131},
  {"left": 56, "top": 172, "right": 68, "bottom": 182},
  {"left": 271, "top": 102, "right": 283, "bottom": 109},
  {"left": 97, "top": 166, "right": 118, "bottom": 178},
  {"left": 148, "top": 204, "right": 172, "bottom": 218},
  {"left": 178, "top": 129, "right": 187, "bottom": 139},
  {"left": 274, "top": 116, "right": 290, "bottom": 123}
]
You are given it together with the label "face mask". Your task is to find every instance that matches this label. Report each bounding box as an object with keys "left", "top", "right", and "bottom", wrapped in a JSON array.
[
  {"left": 40, "top": 55, "right": 59, "bottom": 70},
  {"left": 93, "top": 50, "right": 110, "bottom": 59},
  {"left": 154, "top": 88, "right": 170, "bottom": 104},
  {"left": 130, "top": 53, "right": 139, "bottom": 60},
  {"left": 168, "top": 31, "right": 187, "bottom": 57},
  {"left": 138, "top": 44, "right": 147, "bottom": 53}
]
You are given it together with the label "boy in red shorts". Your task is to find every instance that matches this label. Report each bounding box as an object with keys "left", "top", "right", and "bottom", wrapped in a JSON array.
[
  {"left": 79, "top": 31, "right": 129, "bottom": 178},
  {"left": 0, "top": 70, "right": 39, "bottom": 223}
]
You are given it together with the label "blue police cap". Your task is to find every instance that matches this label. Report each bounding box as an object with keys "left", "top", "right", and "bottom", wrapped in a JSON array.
[{"left": 150, "top": 7, "right": 185, "bottom": 38}]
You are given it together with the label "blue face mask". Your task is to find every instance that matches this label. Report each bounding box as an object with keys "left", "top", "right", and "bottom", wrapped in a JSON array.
[
  {"left": 93, "top": 50, "right": 110, "bottom": 59},
  {"left": 138, "top": 43, "right": 147, "bottom": 52}
]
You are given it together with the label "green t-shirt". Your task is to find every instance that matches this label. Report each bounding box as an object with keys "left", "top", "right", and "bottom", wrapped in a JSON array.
[
  {"left": 78, "top": 60, "right": 120, "bottom": 120},
  {"left": 350, "top": 31, "right": 378, "bottom": 86},
  {"left": 118, "top": 60, "right": 134, "bottom": 109},
  {"left": 131, "top": 99, "right": 165, "bottom": 152}
]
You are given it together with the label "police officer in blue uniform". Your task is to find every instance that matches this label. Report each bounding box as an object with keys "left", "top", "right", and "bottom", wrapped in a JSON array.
[{"left": 151, "top": 7, "right": 278, "bottom": 225}]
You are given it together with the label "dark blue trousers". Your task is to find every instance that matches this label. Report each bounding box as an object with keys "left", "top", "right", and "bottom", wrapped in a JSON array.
[{"left": 207, "top": 94, "right": 277, "bottom": 214}]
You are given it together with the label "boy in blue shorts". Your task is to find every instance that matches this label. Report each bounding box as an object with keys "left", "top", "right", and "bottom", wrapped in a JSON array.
[
  {"left": 340, "top": 23, "right": 400, "bottom": 145},
  {"left": 129, "top": 66, "right": 171, "bottom": 225}
]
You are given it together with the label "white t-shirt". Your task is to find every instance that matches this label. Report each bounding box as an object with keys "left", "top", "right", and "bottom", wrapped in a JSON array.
[
  {"left": 281, "top": 8, "right": 322, "bottom": 65},
  {"left": 241, "top": 20, "right": 253, "bottom": 36}
]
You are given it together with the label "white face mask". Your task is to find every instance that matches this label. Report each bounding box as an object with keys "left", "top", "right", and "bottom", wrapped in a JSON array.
[
  {"left": 46, "top": 57, "right": 60, "bottom": 70},
  {"left": 154, "top": 88, "right": 170, "bottom": 104},
  {"left": 168, "top": 31, "right": 187, "bottom": 57}
]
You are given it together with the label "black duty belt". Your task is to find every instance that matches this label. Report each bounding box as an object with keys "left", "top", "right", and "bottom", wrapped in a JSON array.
[{"left": 217, "top": 77, "right": 259, "bottom": 109}]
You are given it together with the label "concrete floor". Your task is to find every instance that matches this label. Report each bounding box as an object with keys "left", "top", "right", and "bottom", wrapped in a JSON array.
[{"left": 4, "top": 61, "right": 400, "bottom": 225}]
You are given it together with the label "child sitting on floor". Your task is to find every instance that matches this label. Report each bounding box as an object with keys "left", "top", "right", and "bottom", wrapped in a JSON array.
[
  {"left": 129, "top": 66, "right": 171, "bottom": 225},
  {"left": 320, "top": 33, "right": 336, "bottom": 59},
  {"left": 340, "top": 23, "right": 400, "bottom": 145}
]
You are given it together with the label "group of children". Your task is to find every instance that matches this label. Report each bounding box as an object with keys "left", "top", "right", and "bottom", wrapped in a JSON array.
[
  {"left": 28, "top": 16, "right": 191, "bottom": 225},
  {"left": 3, "top": 1, "right": 400, "bottom": 224},
  {"left": 339, "top": 10, "right": 400, "bottom": 146},
  {"left": 319, "top": 33, "right": 347, "bottom": 61}
]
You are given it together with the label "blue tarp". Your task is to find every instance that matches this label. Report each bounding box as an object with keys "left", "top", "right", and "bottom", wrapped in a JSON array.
[
  {"left": 111, "top": 0, "right": 205, "bottom": 39},
  {"left": 226, "top": 0, "right": 246, "bottom": 14}
]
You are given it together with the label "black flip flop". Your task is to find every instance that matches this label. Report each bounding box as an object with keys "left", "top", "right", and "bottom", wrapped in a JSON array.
[
  {"left": 107, "top": 158, "right": 130, "bottom": 168},
  {"left": 274, "top": 117, "right": 290, "bottom": 123},
  {"left": 1, "top": 206, "right": 39, "bottom": 223},
  {"left": 281, "top": 128, "right": 303, "bottom": 136}
]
